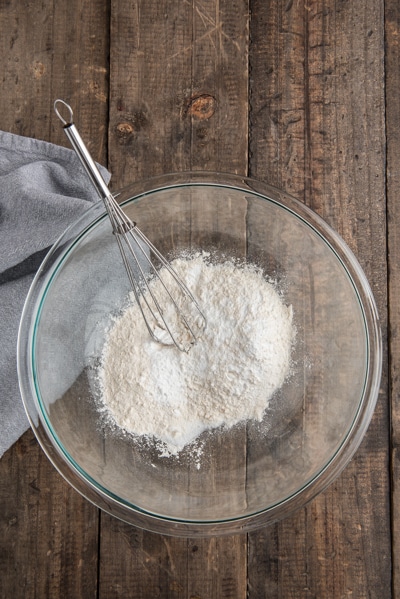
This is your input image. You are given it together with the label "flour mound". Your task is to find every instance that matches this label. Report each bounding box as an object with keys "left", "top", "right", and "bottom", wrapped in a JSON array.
[{"left": 98, "top": 252, "right": 294, "bottom": 456}]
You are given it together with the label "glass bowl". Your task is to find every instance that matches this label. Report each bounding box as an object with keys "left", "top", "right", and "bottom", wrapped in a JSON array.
[{"left": 18, "top": 172, "right": 381, "bottom": 536}]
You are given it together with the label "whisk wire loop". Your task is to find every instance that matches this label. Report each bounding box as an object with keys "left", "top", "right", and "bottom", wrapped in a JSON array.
[{"left": 102, "top": 190, "right": 204, "bottom": 352}]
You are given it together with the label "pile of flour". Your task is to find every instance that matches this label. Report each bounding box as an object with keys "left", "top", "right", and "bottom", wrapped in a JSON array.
[{"left": 98, "top": 252, "right": 294, "bottom": 456}]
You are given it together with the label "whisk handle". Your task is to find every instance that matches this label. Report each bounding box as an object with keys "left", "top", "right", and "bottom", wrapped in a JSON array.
[{"left": 54, "top": 99, "right": 110, "bottom": 201}]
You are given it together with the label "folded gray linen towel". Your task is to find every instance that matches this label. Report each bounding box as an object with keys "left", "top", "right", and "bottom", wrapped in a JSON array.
[{"left": 0, "top": 130, "right": 110, "bottom": 458}]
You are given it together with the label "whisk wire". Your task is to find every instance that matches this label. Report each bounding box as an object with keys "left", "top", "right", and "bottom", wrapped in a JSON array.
[
  {"left": 104, "top": 190, "right": 204, "bottom": 351},
  {"left": 133, "top": 229, "right": 203, "bottom": 337},
  {"left": 123, "top": 225, "right": 201, "bottom": 350},
  {"left": 101, "top": 194, "right": 180, "bottom": 346}
]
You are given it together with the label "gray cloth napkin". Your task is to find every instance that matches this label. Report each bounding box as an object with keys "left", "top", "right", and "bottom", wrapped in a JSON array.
[{"left": 0, "top": 130, "right": 110, "bottom": 458}]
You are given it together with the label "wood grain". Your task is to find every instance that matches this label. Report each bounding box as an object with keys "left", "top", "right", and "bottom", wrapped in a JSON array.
[
  {"left": 99, "top": 520, "right": 246, "bottom": 598},
  {"left": 0, "top": 0, "right": 109, "bottom": 161},
  {"left": 108, "top": 0, "right": 248, "bottom": 189},
  {"left": 386, "top": 0, "right": 400, "bottom": 596},
  {"left": 0, "top": 430, "right": 98, "bottom": 598},
  {"left": 248, "top": 0, "right": 390, "bottom": 597}
]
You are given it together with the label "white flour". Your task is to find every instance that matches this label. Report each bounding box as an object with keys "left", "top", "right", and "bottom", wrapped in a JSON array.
[{"left": 98, "top": 252, "right": 294, "bottom": 457}]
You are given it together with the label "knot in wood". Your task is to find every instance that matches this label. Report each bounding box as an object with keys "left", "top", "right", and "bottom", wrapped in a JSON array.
[
  {"left": 116, "top": 122, "right": 135, "bottom": 137},
  {"left": 187, "top": 94, "right": 216, "bottom": 120},
  {"left": 115, "top": 111, "right": 148, "bottom": 144},
  {"left": 32, "top": 61, "right": 46, "bottom": 79}
]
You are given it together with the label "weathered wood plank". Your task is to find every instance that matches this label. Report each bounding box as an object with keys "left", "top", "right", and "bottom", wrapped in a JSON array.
[
  {"left": 385, "top": 0, "right": 400, "bottom": 596},
  {"left": 0, "top": 0, "right": 109, "bottom": 161},
  {"left": 0, "top": 0, "right": 110, "bottom": 597},
  {"left": 248, "top": 0, "right": 390, "bottom": 597},
  {"left": 107, "top": 0, "right": 248, "bottom": 189},
  {"left": 0, "top": 430, "right": 99, "bottom": 599},
  {"left": 100, "top": 0, "right": 249, "bottom": 597},
  {"left": 99, "top": 520, "right": 246, "bottom": 599}
]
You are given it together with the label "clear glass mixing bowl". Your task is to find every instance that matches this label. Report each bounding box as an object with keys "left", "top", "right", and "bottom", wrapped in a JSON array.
[{"left": 18, "top": 172, "right": 381, "bottom": 536}]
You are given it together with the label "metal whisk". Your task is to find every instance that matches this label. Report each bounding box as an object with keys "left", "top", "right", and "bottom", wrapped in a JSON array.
[{"left": 54, "top": 99, "right": 206, "bottom": 352}]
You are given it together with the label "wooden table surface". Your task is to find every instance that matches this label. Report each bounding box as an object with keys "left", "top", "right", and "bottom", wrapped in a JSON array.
[{"left": 0, "top": 0, "right": 398, "bottom": 597}]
